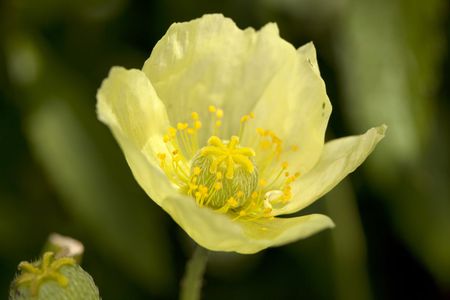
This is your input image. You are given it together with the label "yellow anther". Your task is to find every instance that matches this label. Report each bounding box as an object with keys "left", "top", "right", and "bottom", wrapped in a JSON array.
[
  {"left": 214, "top": 182, "right": 223, "bottom": 190},
  {"left": 249, "top": 112, "right": 255, "bottom": 118},
  {"left": 194, "top": 121, "right": 202, "bottom": 129},
  {"left": 291, "top": 145, "right": 299, "bottom": 152},
  {"left": 191, "top": 112, "right": 199, "bottom": 120},
  {"left": 177, "top": 122, "right": 188, "bottom": 130},
  {"left": 236, "top": 191, "right": 244, "bottom": 198},
  {"left": 195, "top": 185, "right": 209, "bottom": 202},
  {"left": 256, "top": 128, "right": 266, "bottom": 136},
  {"left": 188, "top": 183, "right": 198, "bottom": 194},
  {"left": 208, "top": 105, "right": 216, "bottom": 113},
  {"left": 251, "top": 192, "right": 258, "bottom": 199},
  {"left": 199, "top": 185, "right": 208, "bottom": 194},
  {"left": 240, "top": 115, "right": 249, "bottom": 123},
  {"left": 163, "top": 135, "right": 170, "bottom": 143},
  {"left": 193, "top": 167, "right": 201, "bottom": 175},
  {"left": 168, "top": 127, "right": 177, "bottom": 136},
  {"left": 216, "top": 172, "right": 223, "bottom": 180},
  {"left": 227, "top": 197, "right": 238, "bottom": 207},
  {"left": 158, "top": 153, "right": 166, "bottom": 160},
  {"left": 187, "top": 128, "right": 195, "bottom": 135},
  {"left": 284, "top": 171, "right": 290, "bottom": 177},
  {"left": 271, "top": 134, "right": 282, "bottom": 144},
  {"left": 283, "top": 189, "right": 292, "bottom": 198},
  {"left": 259, "top": 179, "right": 267, "bottom": 187},
  {"left": 286, "top": 173, "right": 299, "bottom": 182},
  {"left": 215, "top": 120, "right": 222, "bottom": 127},
  {"left": 281, "top": 162, "right": 289, "bottom": 169},
  {"left": 216, "top": 109, "right": 224, "bottom": 118}
]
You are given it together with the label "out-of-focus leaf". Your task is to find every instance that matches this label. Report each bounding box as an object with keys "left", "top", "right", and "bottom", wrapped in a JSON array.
[
  {"left": 337, "top": 0, "right": 445, "bottom": 178},
  {"left": 336, "top": 0, "right": 450, "bottom": 287},
  {"left": 4, "top": 35, "right": 42, "bottom": 87}
]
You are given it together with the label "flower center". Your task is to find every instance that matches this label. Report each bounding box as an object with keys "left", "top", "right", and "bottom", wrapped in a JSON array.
[
  {"left": 189, "top": 135, "right": 258, "bottom": 209},
  {"left": 156, "top": 105, "right": 301, "bottom": 218}
]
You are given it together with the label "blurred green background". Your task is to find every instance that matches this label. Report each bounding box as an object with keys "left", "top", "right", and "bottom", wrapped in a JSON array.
[{"left": 1, "top": 0, "right": 449, "bottom": 299}]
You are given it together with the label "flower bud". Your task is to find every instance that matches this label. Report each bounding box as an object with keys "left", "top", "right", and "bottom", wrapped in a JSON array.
[{"left": 10, "top": 252, "right": 100, "bottom": 300}]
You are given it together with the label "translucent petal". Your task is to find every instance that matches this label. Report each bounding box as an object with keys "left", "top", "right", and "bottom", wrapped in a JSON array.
[
  {"left": 237, "top": 213, "right": 334, "bottom": 253},
  {"left": 142, "top": 14, "right": 297, "bottom": 142},
  {"left": 297, "top": 42, "right": 321, "bottom": 76},
  {"left": 243, "top": 42, "right": 332, "bottom": 175},
  {"left": 274, "top": 125, "right": 387, "bottom": 216},
  {"left": 97, "top": 67, "right": 170, "bottom": 167},
  {"left": 164, "top": 193, "right": 335, "bottom": 254}
]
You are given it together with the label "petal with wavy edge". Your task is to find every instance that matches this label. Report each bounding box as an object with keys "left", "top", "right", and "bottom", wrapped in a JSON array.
[
  {"left": 274, "top": 125, "right": 387, "bottom": 216},
  {"left": 243, "top": 42, "right": 332, "bottom": 175},
  {"left": 97, "top": 67, "right": 170, "bottom": 167},
  {"left": 142, "top": 14, "right": 297, "bottom": 142}
]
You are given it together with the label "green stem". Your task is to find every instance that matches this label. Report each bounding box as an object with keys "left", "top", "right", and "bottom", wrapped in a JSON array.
[{"left": 180, "top": 246, "right": 209, "bottom": 300}]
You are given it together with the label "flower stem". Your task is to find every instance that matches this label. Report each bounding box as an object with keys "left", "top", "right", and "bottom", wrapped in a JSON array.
[{"left": 180, "top": 246, "right": 209, "bottom": 300}]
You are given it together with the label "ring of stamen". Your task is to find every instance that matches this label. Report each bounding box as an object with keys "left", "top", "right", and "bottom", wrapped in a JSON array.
[{"left": 157, "top": 106, "right": 301, "bottom": 219}]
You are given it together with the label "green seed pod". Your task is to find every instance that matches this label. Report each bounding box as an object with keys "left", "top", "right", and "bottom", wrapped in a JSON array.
[
  {"left": 189, "top": 135, "right": 258, "bottom": 210},
  {"left": 9, "top": 252, "right": 100, "bottom": 300}
]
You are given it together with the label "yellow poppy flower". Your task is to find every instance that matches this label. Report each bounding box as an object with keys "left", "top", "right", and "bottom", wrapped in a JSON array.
[{"left": 96, "top": 14, "right": 386, "bottom": 254}]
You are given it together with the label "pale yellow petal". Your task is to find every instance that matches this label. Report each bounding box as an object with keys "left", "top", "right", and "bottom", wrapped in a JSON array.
[
  {"left": 96, "top": 66, "right": 170, "bottom": 166},
  {"left": 237, "top": 214, "right": 334, "bottom": 253},
  {"left": 244, "top": 42, "right": 332, "bottom": 175},
  {"left": 297, "top": 42, "right": 320, "bottom": 76},
  {"left": 142, "top": 14, "right": 297, "bottom": 141},
  {"left": 274, "top": 125, "right": 387, "bottom": 216},
  {"left": 167, "top": 191, "right": 334, "bottom": 253}
]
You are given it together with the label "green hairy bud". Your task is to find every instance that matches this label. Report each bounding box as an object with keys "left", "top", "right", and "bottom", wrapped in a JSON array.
[{"left": 9, "top": 251, "right": 100, "bottom": 300}]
